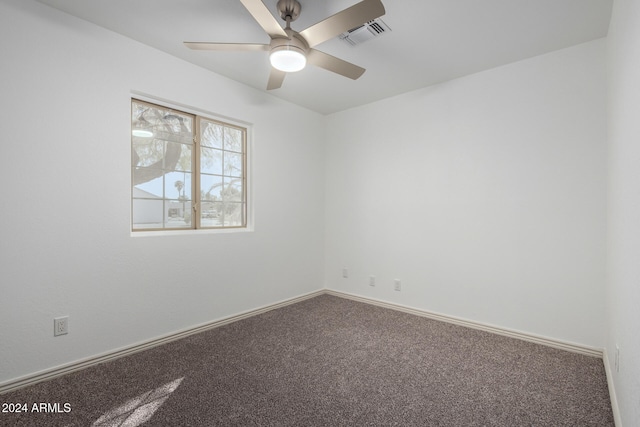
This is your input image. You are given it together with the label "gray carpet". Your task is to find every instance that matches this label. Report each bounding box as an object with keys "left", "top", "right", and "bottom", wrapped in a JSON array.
[{"left": 0, "top": 294, "right": 613, "bottom": 426}]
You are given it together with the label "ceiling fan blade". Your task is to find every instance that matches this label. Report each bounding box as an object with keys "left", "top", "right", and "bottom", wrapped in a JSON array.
[
  {"left": 240, "top": 0, "right": 288, "bottom": 38},
  {"left": 307, "top": 49, "right": 365, "bottom": 80},
  {"left": 267, "top": 68, "right": 286, "bottom": 90},
  {"left": 299, "top": 0, "right": 385, "bottom": 47},
  {"left": 184, "top": 42, "right": 269, "bottom": 52}
]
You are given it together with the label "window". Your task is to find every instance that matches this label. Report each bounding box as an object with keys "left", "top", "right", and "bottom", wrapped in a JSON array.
[{"left": 131, "top": 99, "right": 247, "bottom": 231}]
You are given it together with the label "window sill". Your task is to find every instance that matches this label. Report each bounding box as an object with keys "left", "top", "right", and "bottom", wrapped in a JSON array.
[{"left": 130, "top": 227, "right": 253, "bottom": 237}]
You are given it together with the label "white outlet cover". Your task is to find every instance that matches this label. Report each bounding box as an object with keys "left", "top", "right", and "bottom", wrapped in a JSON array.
[{"left": 54, "top": 316, "right": 69, "bottom": 336}]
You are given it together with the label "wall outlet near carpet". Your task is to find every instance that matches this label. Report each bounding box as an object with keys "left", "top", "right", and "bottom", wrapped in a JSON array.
[
  {"left": 369, "top": 276, "right": 375, "bottom": 287},
  {"left": 342, "top": 268, "right": 348, "bottom": 278},
  {"left": 54, "top": 316, "right": 69, "bottom": 336},
  {"left": 394, "top": 279, "right": 401, "bottom": 291}
]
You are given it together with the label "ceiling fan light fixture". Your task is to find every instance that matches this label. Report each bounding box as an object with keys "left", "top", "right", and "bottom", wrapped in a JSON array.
[{"left": 270, "top": 45, "right": 306, "bottom": 72}]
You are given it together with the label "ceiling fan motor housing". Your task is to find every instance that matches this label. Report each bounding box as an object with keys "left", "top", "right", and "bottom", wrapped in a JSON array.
[{"left": 270, "top": 29, "right": 308, "bottom": 53}]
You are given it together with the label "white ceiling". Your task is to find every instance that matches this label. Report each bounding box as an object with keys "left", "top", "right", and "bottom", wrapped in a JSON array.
[{"left": 35, "top": 0, "right": 612, "bottom": 115}]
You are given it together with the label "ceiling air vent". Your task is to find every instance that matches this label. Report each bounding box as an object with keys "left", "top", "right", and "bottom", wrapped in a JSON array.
[{"left": 339, "top": 18, "right": 391, "bottom": 46}]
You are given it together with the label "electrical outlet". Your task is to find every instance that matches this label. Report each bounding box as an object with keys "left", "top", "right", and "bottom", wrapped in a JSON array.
[
  {"left": 394, "top": 279, "right": 401, "bottom": 291},
  {"left": 54, "top": 316, "right": 68, "bottom": 336},
  {"left": 342, "top": 268, "right": 348, "bottom": 278},
  {"left": 615, "top": 345, "right": 620, "bottom": 373},
  {"left": 369, "top": 275, "right": 375, "bottom": 287}
]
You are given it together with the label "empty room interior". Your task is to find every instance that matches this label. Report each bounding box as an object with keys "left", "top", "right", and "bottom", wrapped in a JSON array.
[{"left": 0, "top": 0, "right": 638, "bottom": 425}]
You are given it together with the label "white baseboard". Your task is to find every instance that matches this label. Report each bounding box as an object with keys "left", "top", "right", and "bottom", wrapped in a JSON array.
[
  {"left": 325, "top": 289, "right": 604, "bottom": 358},
  {"left": 0, "top": 288, "right": 606, "bottom": 396},
  {"left": 0, "top": 289, "right": 324, "bottom": 395},
  {"left": 602, "top": 348, "right": 623, "bottom": 426}
]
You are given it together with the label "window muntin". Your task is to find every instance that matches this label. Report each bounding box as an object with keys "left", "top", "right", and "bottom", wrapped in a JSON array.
[{"left": 131, "top": 99, "right": 247, "bottom": 231}]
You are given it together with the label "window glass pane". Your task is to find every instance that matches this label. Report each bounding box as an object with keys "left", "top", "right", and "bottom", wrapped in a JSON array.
[
  {"left": 222, "top": 179, "right": 243, "bottom": 202},
  {"left": 165, "top": 200, "right": 192, "bottom": 228},
  {"left": 201, "top": 121, "right": 223, "bottom": 148},
  {"left": 200, "top": 201, "right": 243, "bottom": 227},
  {"left": 201, "top": 147, "right": 223, "bottom": 175},
  {"left": 165, "top": 171, "right": 192, "bottom": 201},
  {"left": 224, "top": 127, "right": 243, "bottom": 152},
  {"left": 133, "top": 139, "right": 165, "bottom": 167},
  {"left": 201, "top": 174, "right": 223, "bottom": 200},
  {"left": 160, "top": 113, "right": 193, "bottom": 141},
  {"left": 133, "top": 140, "right": 192, "bottom": 172},
  {"left": 132, "top": 102, "right": 193, "bottom": 144},
  {"left": 200, "top": 201, "right": 222, "bottom": 228},
  {"left": 224, "top": 152, "right": 243, "bottom": 177},
  {"left": 133, "top": 173, "right": 163, "bottom": 198},
  {"left": 166, "top": 142, "right": 192, "bottom": 172},
  {"left": 222, "top": 203, "right": 244, "bottom": 227},
  {"left": 132, "top": 199, "right": 164, "bottom": 229}
]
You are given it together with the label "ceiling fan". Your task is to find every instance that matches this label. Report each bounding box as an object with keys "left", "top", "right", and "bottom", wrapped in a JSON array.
[{"left": 184, "top": 0, "right": 386, "bottom": 90}]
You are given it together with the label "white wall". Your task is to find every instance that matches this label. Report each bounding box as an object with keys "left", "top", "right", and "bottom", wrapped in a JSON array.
[
  {"left": 325, "top": 39, "right": 607, "bottom": 348},
  {"left": 0, "top": 0, "right": 325, "bottom": 385},
  {"left": 606, "top": 0, "right": 640, "bottom": 424}
]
